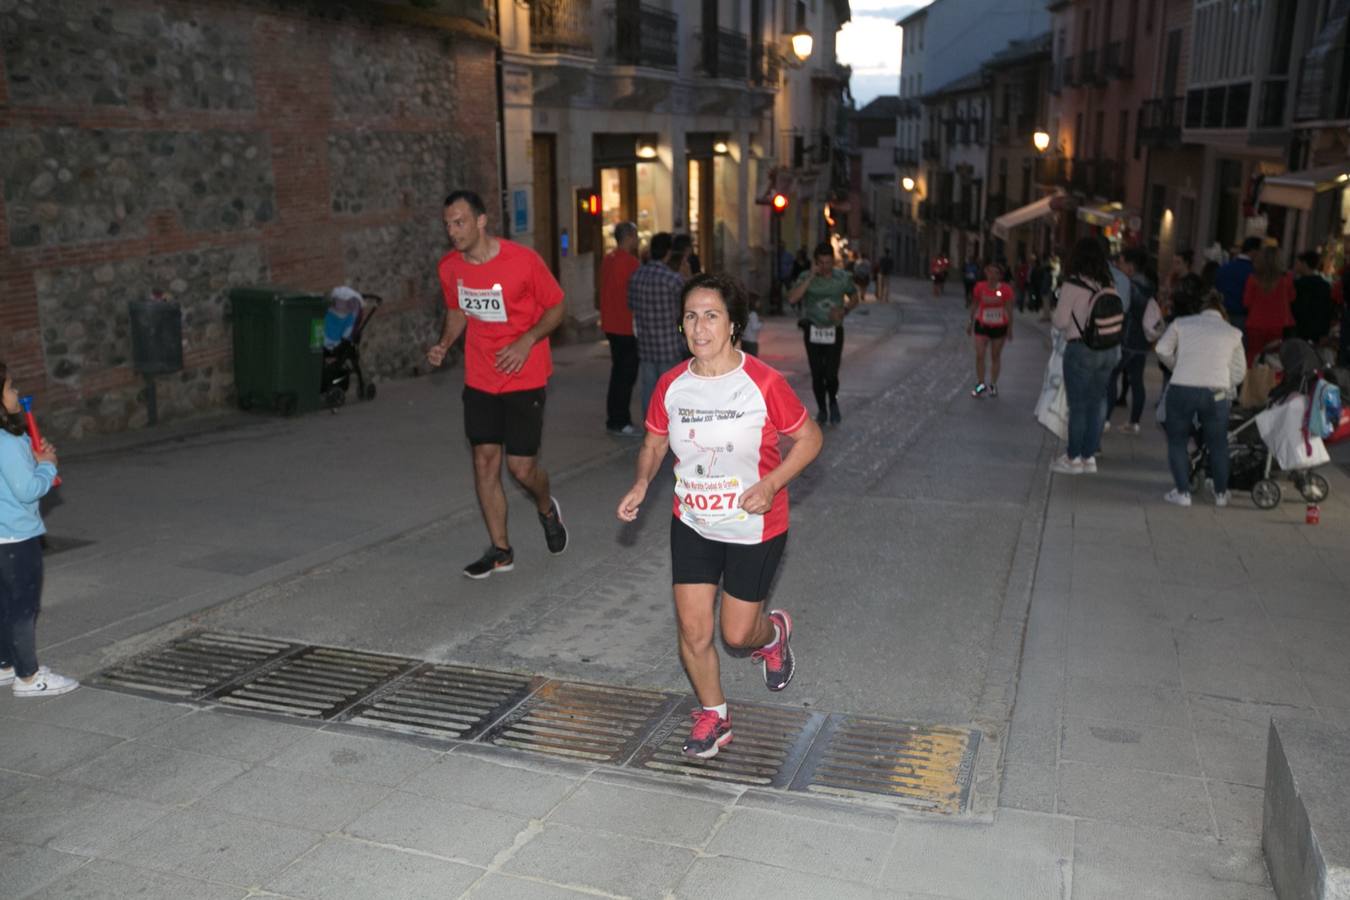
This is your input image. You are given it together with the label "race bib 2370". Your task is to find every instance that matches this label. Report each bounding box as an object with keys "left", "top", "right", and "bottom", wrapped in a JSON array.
[{"left": 458, "top": 282, "right": 508, "bottom": 323}]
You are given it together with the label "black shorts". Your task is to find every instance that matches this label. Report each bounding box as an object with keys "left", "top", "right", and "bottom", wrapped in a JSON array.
[
  {"left": 972, "top": 323, "right": 1008, "bottom": 340},
  {"left": 670, "top": 516, "right": 787, "bottom": 602},
  {"left": 463, "top": 386, "right": 546, "bottom": 456}
]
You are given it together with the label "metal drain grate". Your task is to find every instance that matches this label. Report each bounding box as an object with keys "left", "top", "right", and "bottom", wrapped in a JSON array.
[
  {"left": 631, "top": 699, "right": 825, "bottom": 787},
  {"left": 212, "top": 646, "right": 416, "bottom": 719},
  {"left": 342, "top": 664, "right": 540, "bottom": 741},
  {"left": 790, "top": 715, "right": 981, "bottom": 813},
  {"left": 485, "top": 680, "right": 678, "bottom": 763},
  {"left": 92, "top": 632, "right": 298, "bottom": 699}
]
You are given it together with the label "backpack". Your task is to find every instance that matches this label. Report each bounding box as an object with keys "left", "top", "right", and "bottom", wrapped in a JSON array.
[
  {"left": 1067, "top": 277, "right": 1125, "bottom": 350},
  {"left": 1306, "top": 376, "right": 1343, "bottom": 439}
]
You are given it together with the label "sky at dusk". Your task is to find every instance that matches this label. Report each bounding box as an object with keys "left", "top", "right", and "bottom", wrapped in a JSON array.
[{"left": 836, "top": 1, "right": 922, "bottom": 106}]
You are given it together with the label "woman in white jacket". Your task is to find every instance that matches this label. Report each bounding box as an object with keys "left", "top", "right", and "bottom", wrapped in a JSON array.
[{"left": 1153, "top": 278, "right": 1247, "bottom": 507}]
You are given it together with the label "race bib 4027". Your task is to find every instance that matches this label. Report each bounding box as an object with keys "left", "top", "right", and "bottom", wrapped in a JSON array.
[{"left": 458, "top": 281, "right": 508, "bottom": 323}]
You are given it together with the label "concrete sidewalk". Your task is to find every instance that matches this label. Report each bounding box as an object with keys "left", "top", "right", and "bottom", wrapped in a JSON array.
[{"left": 2, "top": 284, "right": 1347, "bottom": 898}]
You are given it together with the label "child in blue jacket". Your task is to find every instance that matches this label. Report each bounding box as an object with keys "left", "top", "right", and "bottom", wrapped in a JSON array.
[{"left": 0, "top": 362, "right": 77, "bottom": 696}]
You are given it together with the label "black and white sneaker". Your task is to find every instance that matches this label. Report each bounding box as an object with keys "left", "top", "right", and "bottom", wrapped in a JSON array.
[
  {"left": 463, "top": 546, "right": 514, "bottom": 579},
  {"left": 539, "top": 497, "right": 568, "bottom": 555}
]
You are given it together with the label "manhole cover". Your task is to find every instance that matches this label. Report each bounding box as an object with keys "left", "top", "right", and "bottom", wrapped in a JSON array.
[
  {"left": 484, "top": 680, "right": 678, "bottom": 763},
  {"left": 631, "top": 699, "right": 825, "bottom": 787},
  {"left": 791, "top": 715, "right": 981, "bottom": 813},
  {"left": 342, "top": 664, "right": 541, "bottom": 741},
  {"left": 212, "top": 646, "right": 416, "bottom": 719},
  {"left": 92, "top": 632, "right": 298, "bottom": 699}
]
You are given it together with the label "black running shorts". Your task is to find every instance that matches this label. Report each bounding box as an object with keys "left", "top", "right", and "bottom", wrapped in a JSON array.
[
  {"left": 972, "top": 322, "right": 1008, "bottom": 340},
  {"left": 670, "top": 516, "right": 787, "bottom": 602},
  {"left": 463, "top": 386, "right": 546, "bottom": 456}
]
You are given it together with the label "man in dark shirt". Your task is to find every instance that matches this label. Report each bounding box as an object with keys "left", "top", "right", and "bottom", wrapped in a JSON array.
[
  {"left": 1214, "top": 236, "right": 1262, "bottom": 334},
  {"left": 1291, "top": 250, "right": 1333, "bottom": 344}
]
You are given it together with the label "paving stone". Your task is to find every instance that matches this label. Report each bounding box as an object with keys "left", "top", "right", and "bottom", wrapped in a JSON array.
[
  {"left": 465, "top": 873, "right": 614, "bottom": 900},
  {"left": 265, "top": 835, "right": 481, "bottom": 899},
  {"left": 733, "top": 788, "right": 899, "bottom": 832},
  {"left": 264, "top": 730, "right": 441, "bottom": 786},
  {"left": 704, "top": 806, "right": 892, "bottom": 882},
  {"left": 880, "top": 808, "right": 1074, "bottom": 899},
  {"left": 1072, "top": 819, "right": 1271, "bottom": 899},
  {"left": 104, "top": 807, "right": 319, "bottom": 885},
  {"left": 57, "top": 740, "right": 247, "bottom": 805},
  {"left": 0, "top": 688, "right": 191, "bottom": 739},
  {"left": 0, "top": 779, "right": 169, "bottom": 856},
  {"left": 140, "top": 708, "right": 313, "bottom": 762},
  {"left": 1004, "top": 706, "right": 1061, "bottom": 769},
  {"left": 502, "top": 822, "right": 696, "bottom": 900},
  {"left": 1066, "top": 644, "right": 1182, "bottom": 690},
  {"left": 547, "top": 779, "right": 727, "bottom": 847},
  {"left": 25, "top": 859, "right": 248, "bottom": 900},
  {"left": 1064, "top": 675, "right": 1191, "bottom": 728},
  {"left": 0, "top": 769, "right": 37, "bottom": 801},
  {"left": 999, "top": 762, "right": 1056, "bottom": 813},
  {"left": 400, "top": 752, "right": 581, "bottom": 819},
  {"left": 1208, "top": 779, "right": 1265, "bottom": 844},
  {"left": 676, "top": 855, "right": 891, "bottom": 899},
  {"left": 1056, "top": 760, "right": 1213, "bottom": 835},
  {"left": 344, "top": 791, "right": 529, "bottom": 866},
  {"left": 1179, "top": 658, "right": 1312, "bottom": 708},
  {"left": 196, "top": 765, "right": 390, "bottom": 831},
  {"left": 0, "top": 841, "right": 90, "bottom": 898},
  {"left": 1060, "top": 716, "right": 1202, "bottom": 776},
  {"left": 0, "top": 719, "right": 122, "bottom": 776}
]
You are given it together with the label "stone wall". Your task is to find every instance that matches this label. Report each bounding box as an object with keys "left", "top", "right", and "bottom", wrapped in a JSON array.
[{"left": 0, "top": 0, "right": 498, "bottom": 437}]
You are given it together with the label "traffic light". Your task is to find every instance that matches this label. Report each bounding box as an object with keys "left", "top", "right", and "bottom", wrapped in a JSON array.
[
  {"left": 771, "top": 192, "right": 789, "bottom": 216},
  {"left": 575, "top": 187, "right": 601, "bottom": 254}
]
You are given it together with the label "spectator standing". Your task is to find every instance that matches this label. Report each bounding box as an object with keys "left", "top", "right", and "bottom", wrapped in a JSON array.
[
  {"left": 1050, "top": 238, "right": 1121, "bottom": 475},
  {"left": 852, "top": 251, "right": 872, "bottom": 300},
  {"left": 1215, "top": 236, "right": 1261, "bottom": 334},
  {"left": 629, "top": 232, "right": 688, "bottom": 417},
  {"left": 1154, "top": 294, "right": 1246, "bottom": 507},
  {"left": 600, "top": 222, "right": 642, "bottom": 435},
  {"left": 1107, "top": 248, "right": 1163, "bottom": 433},
  {"left": 789, "top": 246, "right": 810, "bottom": 285},
  {"left": 1242, "top": 246, "right": 1295, "bottom": 366},
  {"left": 961, "top": 257, "right": 980, "bottom": 305},
  {"left": 876, "top": 249, "right": 894, "bottom": 303},
  {"left": 673, "top": 233, "right": 701, "bottom": 278},
  {"left": 1291, "top": 251, "right": 1334, "bottom": 345}
]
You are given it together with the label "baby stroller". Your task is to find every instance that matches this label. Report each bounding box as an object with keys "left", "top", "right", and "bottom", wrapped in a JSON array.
[
  {"left": 321, "top": 286, "right": 382, "bottom": 409},
  {"left": 1188, "top": 340, "right": 1338, "bottom": 509}
]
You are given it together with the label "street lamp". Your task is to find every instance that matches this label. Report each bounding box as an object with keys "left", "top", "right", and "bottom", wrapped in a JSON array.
[
  {"left": 790, "top": 28, "right": 814, "bottom": 62},
  {"left": 636, "top": 137, "right": 658, "bottom": 159},
  {"left": 901, "top": 176, "right": 916, "bottom": 192},
  {"left": 1032, "top": 130, "right": 1051, "bottom": 153}
]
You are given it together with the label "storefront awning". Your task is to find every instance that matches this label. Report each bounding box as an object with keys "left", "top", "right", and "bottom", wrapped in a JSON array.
[
  {"left": 991, "top": 193, "right": 1060, "bottom": 240},
  {"left": 1259, "top": 164, "right": 1350, "bottom": 212},
  {"left": 1076, "top": 201, "right": 1129, "bottom": 227}
]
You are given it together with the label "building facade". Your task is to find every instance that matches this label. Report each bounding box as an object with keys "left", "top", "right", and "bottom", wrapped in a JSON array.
[
  {"left": 850, "top": 96, "right": 900, "bottom": 262},
  {"left": 985, "top": 33, "right": 1054, "bottom": 264},
  {"left": 496, "top": 0, "right": 851, "bottom": 330},
  {"left": 1, "top": 0, "right": 497, "bottom": 437}
]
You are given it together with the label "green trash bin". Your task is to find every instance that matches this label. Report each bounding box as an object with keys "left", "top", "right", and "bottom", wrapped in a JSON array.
[{"left": 229, "top": 286, "right": 327, "bottom": 416}]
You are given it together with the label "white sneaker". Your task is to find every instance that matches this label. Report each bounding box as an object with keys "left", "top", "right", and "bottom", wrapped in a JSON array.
[
  {"left": 1163, "top": 489, "right": 1192, "bottom": 507},
  {"left": 0, "top": 664, "right": 50, "bottom": 686},
  {"left": 1051, "top": 455, "right": 1084, "bottom": 475},
  {"left": 1102, "top": 421, "right": 1112, "bottom": 432},
  {"left": 13, "top": 670, "right": 78, "bottom": 698},
  {"left": 1081, "top": 457, "right": 1098, "bottom": 473},
  {"left": 1214, "top": 491, "right": 1230, "bottom": 508},
  {"left": 1120, "top": 423, "right": 1141, "bottom": 435}
]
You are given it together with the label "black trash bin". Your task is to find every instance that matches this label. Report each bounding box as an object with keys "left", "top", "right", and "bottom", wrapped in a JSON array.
[{"left": 229, "top": 286, "right": 327, "bottom": 416}]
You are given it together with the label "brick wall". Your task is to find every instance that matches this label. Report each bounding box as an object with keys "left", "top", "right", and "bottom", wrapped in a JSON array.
[{"left": 0, "top": 0, "right": 498, "bottom": 436}]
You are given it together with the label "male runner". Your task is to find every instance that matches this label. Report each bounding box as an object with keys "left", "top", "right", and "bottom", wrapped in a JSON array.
[{"left": 426, "top": 190, "right": 569, "bottom": 578}]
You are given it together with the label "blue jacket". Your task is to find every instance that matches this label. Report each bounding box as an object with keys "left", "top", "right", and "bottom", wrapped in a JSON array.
[
  {"left": 1214, "top": 256, "right": 1254, "bottom": 318},
  {"left": 0, "top": 431, "right": 56, "bottom": 541}
]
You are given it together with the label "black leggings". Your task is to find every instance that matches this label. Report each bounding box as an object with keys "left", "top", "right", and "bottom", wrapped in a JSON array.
[
  {"left": 0, "top": 538, "right": 43, "bottom": 678},
  {"left": 802, "top": 325, "right": 844, "bottom": 412}
]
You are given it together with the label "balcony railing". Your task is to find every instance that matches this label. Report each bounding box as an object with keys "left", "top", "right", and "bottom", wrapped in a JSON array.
[
  {"left": 1079, "top": 49, "right": 1102, "bottom": 86},
  {"left": 531, "top": 0, "right": 593, "bottom": 55},
  {"left": 702, "top": 27, "right": 748, "bottom": 79},
  {"left": 752, "top": 41, "right": 781, "bottom": 85},
  {"left": 1105, "top": 38, "right": 1134, "bottom": 80},
  {"left": 1139, "top": 96, "right": 1184, "bottom": 146},
  {"left": 894, "top": 146, "right": 918, "bottom": 166},
  {"left": 921, "top": 139, "right": 941, "bottom": 161},
  {"left": 615, "top": 2, "right": 678, "bottom": 70}
]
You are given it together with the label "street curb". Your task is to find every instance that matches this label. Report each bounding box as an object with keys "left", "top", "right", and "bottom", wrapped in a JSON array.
[{"left": 967, "top": 316, "right": 1056, "bottom": 820}]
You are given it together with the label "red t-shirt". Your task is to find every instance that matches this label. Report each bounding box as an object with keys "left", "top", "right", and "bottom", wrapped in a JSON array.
[
  {"left": 1242, "top": 273, "right": 1295, "bottom": 331},
  {"left": 599, "top": 249, "right": 639, "bottom": 336},
  {"left": 438, "top": 239, "right": 564, "bottom": 394},
  {"left": 973, "top": 281, "right": 1013, "bottom": 326},
  {"left": 646, "top": 354, "right": 809, "bottom": 544}
]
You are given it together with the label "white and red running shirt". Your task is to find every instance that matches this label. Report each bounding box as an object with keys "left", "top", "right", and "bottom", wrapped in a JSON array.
[{"left": 646, "top": 353, "right": 809, "bottom": 544}]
